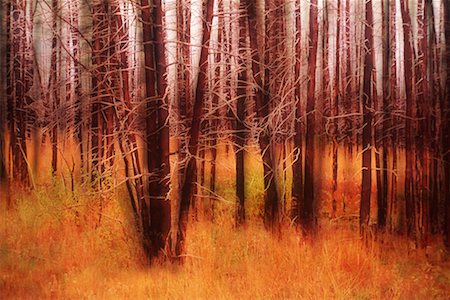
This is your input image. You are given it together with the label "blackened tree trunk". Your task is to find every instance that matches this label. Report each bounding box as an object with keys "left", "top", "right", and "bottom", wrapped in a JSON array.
[
  {"left": 140, "top": 0, "right": 171, "bottom": 258},
  {"left": 244, "top": 0, "right": 281, "bottom": 231},
  {"left": 443, "top": 0, "right": 450, "bottom": 249},
  {"left": 360, "top": 0, "right": 374, "bottom": 235},
  {"left": 388, "top": 0, "right": 398, "bottom": 233},
  {"left": 302, "top": 0, "right": 319, "bottom": 232},
  {"left": 331, "top": 0, "right": 341, "bottom": 219},
  {"left": 91, "top": 0, "right": 107, "bottom": 188},
  {"left": 151, "top": 0, "right": 171, "bottom": 257},
  {"left": 0, "top": 1, "right": 9, "bottom": 191},
  {"left": 415, "top": 0, "right": 429, "bottom": 247},
  {"left": 175, "top": 0, "right": 215, "bottom": 257},
  {"left": 378, "top": 0, "right": 390, "bottom": 231},
  {"left": 292, "top": 0, "right": 303, "bottom": 222},
  {"left": 9, "top": 0, "right": 30, "bottom": 186},
  {"left": 235, "top": 6, "right": 247, "bottom": 226},
  {"left": 50, "top": 0, "right": 59, "bottom": 175},
  {"left": 400, "top": 0, "right": 416, "bottom": 238}
]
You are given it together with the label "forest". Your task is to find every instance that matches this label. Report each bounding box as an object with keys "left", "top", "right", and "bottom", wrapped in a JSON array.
[{"left": 0, "top": 0, "right": 449, "bottom": 298}]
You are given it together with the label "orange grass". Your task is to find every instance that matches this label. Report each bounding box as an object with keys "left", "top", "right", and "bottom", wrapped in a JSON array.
[
  {"left": 0, "top": 142, "right": 449, "bottom": 299},
  {"left": 1, "top": 185, "right": 449, "bottom": 299}
]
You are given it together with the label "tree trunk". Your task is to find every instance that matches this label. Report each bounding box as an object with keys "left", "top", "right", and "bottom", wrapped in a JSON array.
[
  {"left": 292, "top": 0, "right": 303, "bottom": 222},
  {"left": 331, "top": 0, "right": 341, "bottom": 219},
  {"left": 235, "top": 6, "right": 247, "bottom": 226},
  {"left": 400, "top": 0, "right": 416, "bottom": 238},
  {"left": 175, "top": 0, "right": 215, "bottom": 257},
  {"left": 443, "top": 0, "right": 450, "bottom": 249},
  {"left": 302, "top": 0, "right": 319, "bottom": 232},
  {"left": 360, "top": 0, "right": 374, "bottom": 235},
  {"left": 243, "top": 0, "right": 281, "bottom": 231},
  {"left": 140, "top": 0, "right": 172, "bottom": 258},
  {"left": 10, "top": 0, "right": 30, "bottom": 186},
  {"left": 50, "top": 0, "right": 59, "bottom": 176}
]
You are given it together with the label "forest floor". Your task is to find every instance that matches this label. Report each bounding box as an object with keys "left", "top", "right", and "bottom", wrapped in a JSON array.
[{"left": 0, "top": 183, "right": 449, "bottom": 299}]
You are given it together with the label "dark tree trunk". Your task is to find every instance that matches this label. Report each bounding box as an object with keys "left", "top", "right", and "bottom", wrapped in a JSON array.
[
  {"left": 360, "top": 0, "right": 374, "bottom": 235},
  {"left": 209, "top": 34, "right": 219, "bottom": 220},
  {"left": 50, "top": 0, "right": 59, "bottom": 176},
  {"left": 331, "top": 0, "right": 341, "bottom": 219},
  {"left": 302, "top": 0, "right": 319, "bottom": 232},
  {"left": 175, "top": 0, "right": 215, "bottom": 257},
  {"left": 400, "top": 0, "right": 416, "bottom": 238},
  {"left": 244, "top": 0, "right": 280, "bottom": 231},
  {"left": 415, "top": 0, "right": 429, "bottom": 247},
  {"left": 140, "top": 0, "right": 171, "bottom": 258},
  {"left": 91, "top": 0, "right": 108, "bottom": 188},
  {"left": 235, "top": 6, "right": 247, "bottom": 226},
  {"left": 378, "top": 0, "right": 390, "bottom": 231},
  {"left": 443, "top": 0, "right": 450, "bottom": 249},
  {"left": 151, "top": 0, "right": 171, "bottom": 257},
  {"left": 388, "top": 0, "right": 398, "bottom": 233},
  {"left": 0, "top": 0, "right": 9, "bottom": 191},
  {"left": 292, "top": 0, "right": 303, "bottom": 222},
  {"left": 427, "top": 0, "right": 439, "bottom": 235},
  {"left": 9, "top": 0, "right": 30, "bottom": 186}
]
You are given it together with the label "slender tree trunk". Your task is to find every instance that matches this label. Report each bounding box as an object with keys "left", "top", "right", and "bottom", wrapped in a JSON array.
[
  {"left": 360, "top": 0, "right": 374, "bottom": 235},
  {"left": 235, "top": 5, "right": 247, "bottom": 226},
  {"left": 50, "top": 0, "right": 59, "bottom": 176},
  {"left": 244, "top": 0, "right": 280, "bottom": 231},
  {"left": 209, "top": 22, "right": 219, "bottom": 219},
  {"left": 400, "top": 0, "right": 416, "bottom": 238},
  {"left": 302, "top": 0, "right": 319, "bottom": 232},
  {"left": 175, "top": 0, "right": 215, "bottom": 257},
  {"left": 1, "top": 0, "right": 9, "bottom": 193},
  {"left": 292, "top": 0, "right": 303, "bottom": 222},
  {"left": 414, "top": 0, "right": 429, "bottom": 247},
  {"left": 379, "top": 0, "right": 391, "bottom": 231},
  {"left": 9, "top": 0, "right": 30, "bottom": 186},
  {"left": 427, "top": 0, "right": 439, "bottom": 235},
  {"left": 152, "top": 0, "right": 171, "bottom": 255},
  {"left": 140, "top": 0, "right": 172, "bottom": 258},
  {"left": 331, "top": 0, "right": 341, "bottom": 219},
  {"left": 388, "top": 0, "right": 398, "bottom": 233},
  {"left": 443, "top": 0, "right": 450, "bottom": 248}
]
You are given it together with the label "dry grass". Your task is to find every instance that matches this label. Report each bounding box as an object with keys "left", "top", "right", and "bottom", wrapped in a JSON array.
[{"left": 0, "top": 183, "right": 449, "bottom": 300}]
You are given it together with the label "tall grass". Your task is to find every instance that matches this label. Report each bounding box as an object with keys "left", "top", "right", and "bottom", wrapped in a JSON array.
[
  {"left": 0, "top": 143, "right": 448, "bottom": 299},
  {"left": 1, "top": 183, "right": 449, "bottom": 299}
]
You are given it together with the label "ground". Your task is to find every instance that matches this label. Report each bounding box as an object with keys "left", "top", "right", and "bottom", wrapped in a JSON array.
[{"left": 0, "top": 183, "right": 449, "bottom": 299}]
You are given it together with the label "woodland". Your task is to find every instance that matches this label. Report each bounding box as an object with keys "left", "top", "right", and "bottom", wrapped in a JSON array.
[{"left": 0, "top": 0, "right": 450, "bottom": 298}]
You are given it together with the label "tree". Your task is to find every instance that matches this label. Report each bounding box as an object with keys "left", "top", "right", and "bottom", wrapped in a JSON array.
[
  {"left": 443, "top": 0, "right": 450, "bottom": 248},
  {"left": 400, "top": 0, "right": 415, "bottom": 238},
  {"left": 244, "top": 0, "right": 281, "bottom": 231},
  {"left": 235, "top": 0, "right": 248, "bottom": 226},
  {"left": 302, "top": 0, "right": 319, "bottom": 232},
  {"left": 291, "top": 0, "right": 303, "bottom": 223},
  {"left": 330, "top": 0, "right": 341, "bottom": 219},
  {"left": 8, "top": 0, "right": 31, "bottom": 186},
  {"left": 49, "top": 0, "right": 60, "bottom": 175},
  {"left": 360, "top": 0, "right": 374, "bottom": 235},
  {"left": 141, "top": 0, "right": 171, "bottom": 257},
  {"left": 175, "top": 0, "right": 215, "bottom": 257}
]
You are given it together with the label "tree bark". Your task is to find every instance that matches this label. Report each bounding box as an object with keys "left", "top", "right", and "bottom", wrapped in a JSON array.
[
  {"left": 443, "top": 0, "right": 450, "bottom": 249},
  {"left": 360, "top": 0, "right": 374, "bottom": 235},
  {"left": 292, "top": 0, "right": 303, "bottom": 222},
  {"left": 400, "top": 0, "right": 416, "bottom": 238},
  {"left": 244, "top": 0, "right": 281, "bottom": 231},
  {"left": 302, "top": 0, "right": 319, "bottom": 232},
  {"left": 175, "top": 0, "right": 215, "bottom": 257},
  {"left": 235, "top": 5, "right": 247, "bottom": 226}
]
